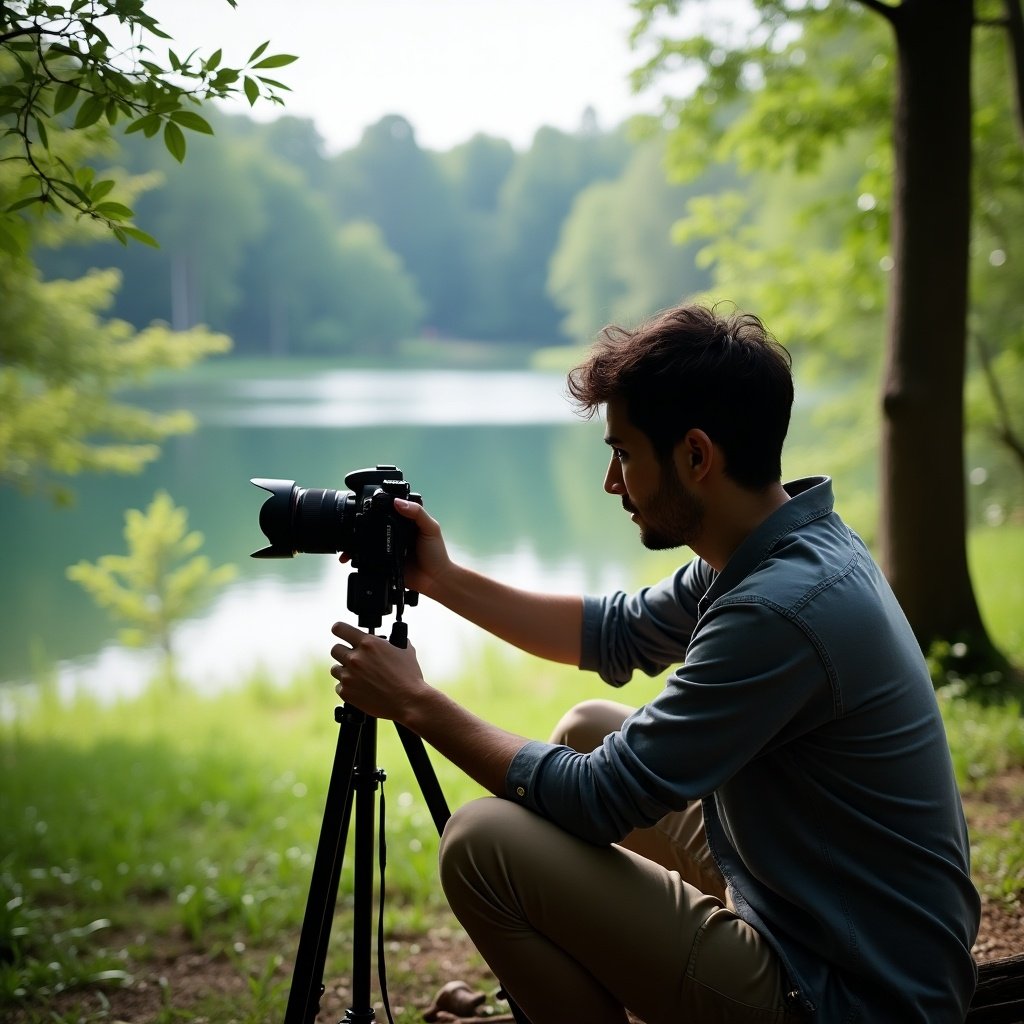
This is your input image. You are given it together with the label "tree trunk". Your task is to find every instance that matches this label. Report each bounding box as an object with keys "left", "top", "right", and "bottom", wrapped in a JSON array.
[{"left": 878, "top": 0, "right": 990, "bottom": 649}]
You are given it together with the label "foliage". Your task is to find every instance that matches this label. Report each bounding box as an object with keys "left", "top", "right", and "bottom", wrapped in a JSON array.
[
  {"left": 629, "top": 0, "right": 1024, "bottom": 487},
  {"left": 0, "top": 244, "right": 231, "bottom": 500},
  {"left": 78, "top": 118, "right": 427, "bottom": 351},
  {"left": 628, "top": 0, "right": 1024, "bottom": 659},
  {"left": 548, "top": 134, "right": 721, "bottom": 343},
  {"left": 939, "top": 691, "right": 1024, "bottom": 789},
  {"left": 66, "top": 490, "right": 236, "bottom": 668},
  {"left": 0, "top": 0, "right": 295, "bottom": 252}
]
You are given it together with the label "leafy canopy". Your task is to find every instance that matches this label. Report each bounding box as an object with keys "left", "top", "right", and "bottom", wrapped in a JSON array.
[{"left": 0, "top": 0, "right": 296, "bottom": 253}]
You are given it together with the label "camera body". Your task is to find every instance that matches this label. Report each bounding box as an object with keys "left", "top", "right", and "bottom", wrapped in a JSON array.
[{"left": 251, "top": 465, "right": 421, "bottom": 630}]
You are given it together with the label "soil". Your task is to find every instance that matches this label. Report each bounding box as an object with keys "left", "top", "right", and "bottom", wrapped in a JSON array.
[
  {"left": 62, "top": 900, "right": 1023, "bottom": 1024},
  {"left": 12, "top": 773, "right": 1024, "bottom": 1024}
]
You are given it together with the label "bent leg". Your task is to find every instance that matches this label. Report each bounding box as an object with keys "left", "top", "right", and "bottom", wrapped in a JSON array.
[
  {"left": 439, "top": 797, "right": 794, "bottom": 1024},
  {"left": 549, "top": 699, "right": 726, "bottom": 900}
]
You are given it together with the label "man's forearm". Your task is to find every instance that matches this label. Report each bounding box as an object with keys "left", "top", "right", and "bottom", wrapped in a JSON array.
[
  {"left": 429, "top": 564, "right": 584, "bottom": 665},
  {"left": 401, "top": 683, "right": 529, "bottom": 797}
]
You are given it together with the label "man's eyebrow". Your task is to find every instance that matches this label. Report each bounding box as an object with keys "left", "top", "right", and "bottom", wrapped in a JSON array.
[{"left": 604, "top": 434, "right": 622, "bottom": 447}]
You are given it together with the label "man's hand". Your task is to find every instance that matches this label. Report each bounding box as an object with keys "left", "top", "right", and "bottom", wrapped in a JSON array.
[
  {"left": 330, "top": 620, "right": 429, "bottom": 722},
  {"left": 328, "top": 619, "right": 529, "bottom": 798},
  {"left": 337, "top": 498, "right": 452, "bottom": 599}
]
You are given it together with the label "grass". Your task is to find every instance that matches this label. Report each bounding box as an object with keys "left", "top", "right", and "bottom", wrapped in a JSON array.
[
  {"left": 1, "top": 527, "right": 1022, "bottom": 1022},
  {"left": 0, "top": 648, "right": 619, "bottom": 1022}
]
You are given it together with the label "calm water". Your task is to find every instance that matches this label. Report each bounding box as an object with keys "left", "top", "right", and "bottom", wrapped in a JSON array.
[{"left": 0, "top": 368, "right": 669, "bottom": 698}]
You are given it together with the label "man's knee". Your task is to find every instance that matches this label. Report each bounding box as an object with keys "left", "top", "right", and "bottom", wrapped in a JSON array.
[
  {"left": 549, "top": 698, "right": 631, "bottom": 750},
  {"left": 439, "top": 798, "right": 515, "bottom": 890}
]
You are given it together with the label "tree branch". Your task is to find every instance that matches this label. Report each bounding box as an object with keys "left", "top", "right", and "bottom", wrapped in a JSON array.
[
  {"left": 974, "top": 330, "right": 1024, "bottom": 474},
  {"left": 0, "top": 25, "right": 43, "bottom": 45}
]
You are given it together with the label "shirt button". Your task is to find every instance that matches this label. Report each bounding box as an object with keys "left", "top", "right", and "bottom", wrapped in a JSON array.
[{"left": 515, "top": 786, "right": 526, "bottom": 798}]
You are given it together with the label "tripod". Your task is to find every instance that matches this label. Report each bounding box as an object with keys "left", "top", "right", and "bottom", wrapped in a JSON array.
[{"left": 282, "top": 621, "right": 529, "bottom": 1024}]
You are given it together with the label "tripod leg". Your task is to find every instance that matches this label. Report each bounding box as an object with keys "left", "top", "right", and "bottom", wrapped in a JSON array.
[
  {"left": 395, "top": 722, "right": 449, "bottom": 834},
  {"left": 345, "top": 714, "right": 380, "bottom": 1022},
  {"left": 284, "top": 705, "right": 363, "bottom": 1024},
  {"left": 392, "top": 724, "right": 532, "bottom": 1024}
]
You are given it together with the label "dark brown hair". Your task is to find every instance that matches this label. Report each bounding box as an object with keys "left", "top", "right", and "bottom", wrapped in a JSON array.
[{"left": 566, "top": 303, "right": 793, "bottom": 489}]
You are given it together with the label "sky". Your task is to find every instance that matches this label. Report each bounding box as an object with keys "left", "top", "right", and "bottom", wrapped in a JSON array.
[{"left": 145, "top": 0, "right": 698, "bottom": 154}]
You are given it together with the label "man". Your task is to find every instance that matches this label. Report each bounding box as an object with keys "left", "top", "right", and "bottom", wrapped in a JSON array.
[{"left": 329, "top": 303, "right": 980, "bottom": 1023}]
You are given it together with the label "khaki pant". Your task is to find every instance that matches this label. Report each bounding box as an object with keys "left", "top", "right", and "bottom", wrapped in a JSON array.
[{"left": 439, "top": 700, "right": 803, "bottom": 1024}]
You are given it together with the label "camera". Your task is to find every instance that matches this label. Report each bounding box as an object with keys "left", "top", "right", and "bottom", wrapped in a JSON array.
[{"left": 251, "top": 464, "right": 421, "bottom": 631}]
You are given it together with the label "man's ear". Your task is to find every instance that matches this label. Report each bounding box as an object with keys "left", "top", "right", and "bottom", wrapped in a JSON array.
[{"left": 676, "top": 429, "right": 714, "bottom": 481}]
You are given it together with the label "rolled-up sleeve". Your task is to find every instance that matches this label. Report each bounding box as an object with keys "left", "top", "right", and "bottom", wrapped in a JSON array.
[
  {"left": 508, "top": 600, "right": 830, "bottom": 846},
  {"left": 579, "top": 560, "right": 709, "bottom": 685}
]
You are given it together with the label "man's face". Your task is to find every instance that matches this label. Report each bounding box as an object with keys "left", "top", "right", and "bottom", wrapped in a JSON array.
[{"left": 602, "top": 397, "right": 704, "bottom": 551}]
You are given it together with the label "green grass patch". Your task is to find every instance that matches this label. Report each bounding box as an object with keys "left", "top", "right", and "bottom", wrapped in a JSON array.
[
  {"left": 970, "top": 523, "right": 1024, "bottom": 662},
  {"left": 0, "top": 651, "right": 617, "bottom": 1021}
]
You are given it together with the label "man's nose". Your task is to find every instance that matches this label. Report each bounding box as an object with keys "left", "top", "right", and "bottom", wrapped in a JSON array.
[{"left": 604, "top": 455, "right": 623, "bottom": 495}]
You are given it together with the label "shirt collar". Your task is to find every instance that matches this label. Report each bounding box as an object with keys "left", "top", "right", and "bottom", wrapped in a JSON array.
[{"left": 698, "top": 476, "right": 835, "bottom": 616}]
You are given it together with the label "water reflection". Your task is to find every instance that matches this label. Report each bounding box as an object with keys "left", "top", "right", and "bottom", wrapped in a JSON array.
[{"left": 216, "top": 370, "right": 574, "bottom": 427}]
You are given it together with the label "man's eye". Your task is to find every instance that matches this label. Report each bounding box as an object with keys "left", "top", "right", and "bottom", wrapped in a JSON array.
[{"left": 613, "top": 448, "right": 627, "bottom": 461}]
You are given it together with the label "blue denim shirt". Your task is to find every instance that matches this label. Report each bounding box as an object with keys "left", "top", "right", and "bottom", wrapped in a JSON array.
[{"left": 506, "top": 476, "right": 980, "bottom": 1022}]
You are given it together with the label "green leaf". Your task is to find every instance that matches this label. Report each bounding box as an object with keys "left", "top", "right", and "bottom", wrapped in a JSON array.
[
  {"left": 94, "top": 201, "right": 133, "bottom": 221},
  {"left": 5, "top": 195, "right": 45, "bottom": 213},
  {"left": 52, "top": 81, "right": 79, "bottom": 115},
  {"left": 91, "top": 179, "right": 116, "bottom": 201},
  {"left": 206, "top": 48, "right": 222, "bottom": 72},
  {"left": 243, "top": 76, "right": 260, "bottom": 106},
  {"left": 34, "top": 115, "right": 49, "bottom": 150},
  {"left": 52, "top": 177, "right": 90, "bottom": 204},
  {"left": 212, "top": 68, "right": 239, "bottom": 88},
  {"left": 251, "top": 53, "right": 298, "bottom": 70},
  {"left": 124, "top": 113, "right": 161, "bottom": 136},
  {"left": 248, "top": 40, "right": 270, "bottom": 63},
  {"left": 73, "top": 95, "right": 105, "bottom": 129},
  {"left": 169, "top": 110, "right": 214, "bottom": 134},
  {"left": 163, "top": 120, "right": 186, "bottom": 162},
  {"left": 120, "top": 225, "right": 160, "bottom": 248}
]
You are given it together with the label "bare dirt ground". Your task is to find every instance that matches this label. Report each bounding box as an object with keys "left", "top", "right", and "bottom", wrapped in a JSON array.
[
  {"left": 15, "top": 771, "right": 1024, "bottom": 1024},
  {"left": 71, "top": 898, "right": 1022, "bottom": 1023}
]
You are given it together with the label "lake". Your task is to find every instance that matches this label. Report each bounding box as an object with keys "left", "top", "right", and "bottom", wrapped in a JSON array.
[{"left": 0, "top": 367, "right": 674, "bottom": 699}]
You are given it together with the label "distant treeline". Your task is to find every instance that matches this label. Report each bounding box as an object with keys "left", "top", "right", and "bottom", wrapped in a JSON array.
[{"left": 37, "top": 110, "right": 718, "bottom": 355}]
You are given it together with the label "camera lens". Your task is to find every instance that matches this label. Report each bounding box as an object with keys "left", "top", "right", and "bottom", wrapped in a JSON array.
[
  {"left": 251, "top": 478, "right": 355, "bottom": 558},
  {"left": 292, "top": 487, "right": 351, "bottom": 554}
]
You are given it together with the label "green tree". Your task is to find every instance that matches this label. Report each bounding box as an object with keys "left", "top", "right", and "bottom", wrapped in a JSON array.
[
  {"left": 1, "top": 4, "right": 293, "bottom": 501},
  {"left": 67, "top": 490, "right": 236, "bottom": 677},
  {"left": 548, "top": 136, "right": 717, "bottom": 343},
  {"left": 328, "top": 115, "right": 468, "bottom": 333},
  {"left": 224, "top": 145, "right": 423, "bottom": 356},
  {"left": 438, "top": 133, "right": 517, "bottom": 338},
  {"left": 0, "top": 225, "right": 230, "bottom": 500},
  {"left": 0, "top": 1, "right": 294, "bottom": 251},
  {"left": 633, "top": 0, "right": 1024, "bottom": 681},
  {"left": 494, "top": 124, "right": 631, "bottom": 343}
]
